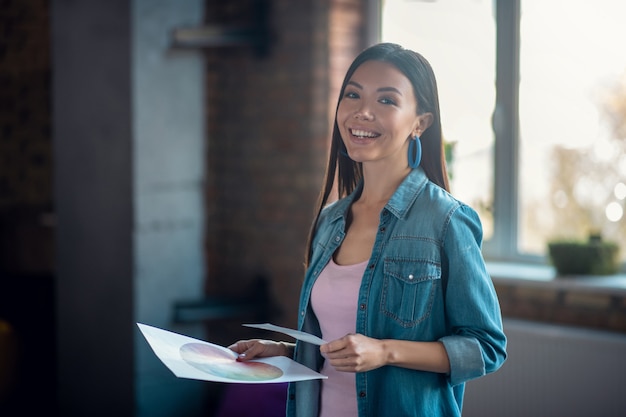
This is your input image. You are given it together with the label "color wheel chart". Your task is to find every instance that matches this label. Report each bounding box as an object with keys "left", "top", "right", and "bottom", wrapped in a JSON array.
[
  {"left": 137, "top": 323, "right": 326, "bottom": 384},
  {"left": 179, "top": 342, "right": 283, "bottom": 381}
]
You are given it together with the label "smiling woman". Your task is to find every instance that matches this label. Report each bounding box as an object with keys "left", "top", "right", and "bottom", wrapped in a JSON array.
[
  {"left": 336, "top": 61, "right": 427, "bottom": 178},
  {"left": 229, "top": 43, "right": 507, "bottom": 417}
]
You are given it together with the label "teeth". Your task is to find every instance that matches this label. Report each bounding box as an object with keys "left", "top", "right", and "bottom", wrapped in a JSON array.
[{"left": 351, "top": 129, "right": 378, "bottom": 138}]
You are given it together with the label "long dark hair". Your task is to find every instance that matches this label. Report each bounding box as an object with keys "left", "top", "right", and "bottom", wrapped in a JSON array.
[{"left": 305, "top": 43, "right": 449, "bottom": 266}]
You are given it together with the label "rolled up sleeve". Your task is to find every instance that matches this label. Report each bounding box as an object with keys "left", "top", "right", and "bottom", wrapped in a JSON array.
[{"left": 439, "top": 205, "right": 507, "bottom": 386}]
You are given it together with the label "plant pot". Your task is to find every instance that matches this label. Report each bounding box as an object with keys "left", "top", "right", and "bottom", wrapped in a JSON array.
[{"left": 548, "top": 240, "right": 620, "bottom": 276}]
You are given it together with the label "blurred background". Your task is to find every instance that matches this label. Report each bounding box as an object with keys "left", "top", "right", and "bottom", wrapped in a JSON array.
[{"left": 0, "top": 0, "right": 625, "bottom": 416}]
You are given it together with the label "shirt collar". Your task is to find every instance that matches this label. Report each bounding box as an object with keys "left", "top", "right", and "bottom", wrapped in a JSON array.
[
  {"left": 328, "top": 168, "right": 429, "bottom": 222},
  {"left": 385, "top": 168, "right": 429, "bottom": 219}
]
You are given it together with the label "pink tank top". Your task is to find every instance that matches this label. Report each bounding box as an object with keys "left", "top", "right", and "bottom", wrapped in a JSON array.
[{"left": 311, "top": 257, "right": 368, "bottom": 417}]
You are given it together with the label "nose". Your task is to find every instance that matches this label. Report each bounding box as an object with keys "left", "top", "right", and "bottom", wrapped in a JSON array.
[{"left": 354, "top": 103, "right": 374, "bottom": 121}]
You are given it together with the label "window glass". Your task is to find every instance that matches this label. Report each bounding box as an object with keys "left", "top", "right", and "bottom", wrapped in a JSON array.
[
  {"left": 381, "top": 0, "right": 497, "bottom": 239},
  {"left": 519, "top": 0, "right": 626, "bottom": 259}
]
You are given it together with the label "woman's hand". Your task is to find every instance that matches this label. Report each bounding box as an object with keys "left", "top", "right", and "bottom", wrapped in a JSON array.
[
  {"left": 320, "top": 333, "right": 388, "bottom": 373},
  {"left": 228, "top": 339, "right": 294, "bottom": 361},
  {"left": 321, "top": 334, "right": 451, "bottom": 374}
]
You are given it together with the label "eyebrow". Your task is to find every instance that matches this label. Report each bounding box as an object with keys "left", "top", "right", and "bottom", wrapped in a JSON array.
[{"left": 346, "top": 81, "right": 403, "bottom": 95}]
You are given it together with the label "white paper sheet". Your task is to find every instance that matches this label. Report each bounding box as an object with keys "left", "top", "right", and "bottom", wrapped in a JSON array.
[
  {"left": 137, "top": 323, "right": 326, "bottom": 383},
  {"left": 242, "top": 323, "right": 328, "bottom": 345}
]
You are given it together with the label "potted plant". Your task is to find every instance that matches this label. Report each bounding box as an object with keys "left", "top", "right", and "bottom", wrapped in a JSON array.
[{"left": 548, "top": 233, "right": 620, "bottom": 276}]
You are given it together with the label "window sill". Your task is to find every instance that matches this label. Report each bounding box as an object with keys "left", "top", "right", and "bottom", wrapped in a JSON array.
[
  {"left": 486, "top": 262, "right": 626, "bottom": 334},
  {"left": 486, "top": 261, "right": 626, "bottom": 295}
]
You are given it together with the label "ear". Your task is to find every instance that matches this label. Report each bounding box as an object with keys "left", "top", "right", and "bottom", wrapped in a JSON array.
[{"left": 413, "top": 112, "right": 434, "bottom": 136}]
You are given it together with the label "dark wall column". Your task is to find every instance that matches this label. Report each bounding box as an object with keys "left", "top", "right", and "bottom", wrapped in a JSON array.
[
  {"left": 52, "top": 1, "right": 134, "bottom": 416},
  {"left": 52, "top": 1, "right": 207, "bottom": 415}
]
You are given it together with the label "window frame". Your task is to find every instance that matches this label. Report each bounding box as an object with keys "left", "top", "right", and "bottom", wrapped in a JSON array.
[{"left": 482, "top": 0, "right": 531, "bottom": 263}]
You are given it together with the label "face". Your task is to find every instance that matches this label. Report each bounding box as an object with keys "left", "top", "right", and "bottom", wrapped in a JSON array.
[{"left": 337, "top": 60, "right": 431, "bottom": 167}]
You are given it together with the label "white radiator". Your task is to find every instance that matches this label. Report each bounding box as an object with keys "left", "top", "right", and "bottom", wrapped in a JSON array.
[{"left": 463, "top": 319, "right": 626, "bottom": 417}]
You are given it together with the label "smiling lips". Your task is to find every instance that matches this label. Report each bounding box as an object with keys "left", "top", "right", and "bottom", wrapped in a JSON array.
[{"left": 350, "top": 128, "right": 381, "bottom": 139}]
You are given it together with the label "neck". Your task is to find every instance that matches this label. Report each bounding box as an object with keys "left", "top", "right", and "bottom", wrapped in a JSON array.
[{"left": 358, "top": 162, "right": 411, "bottom": 206}]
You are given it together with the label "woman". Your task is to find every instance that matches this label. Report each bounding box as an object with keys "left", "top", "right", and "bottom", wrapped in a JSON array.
[{"left": 229, "top": 42, "right": 507, "bottom": 416}]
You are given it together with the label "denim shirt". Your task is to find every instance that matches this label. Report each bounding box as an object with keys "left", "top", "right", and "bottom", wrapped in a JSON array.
[{"left": 286, "top": 168, "right": 507, "bottom": 417}]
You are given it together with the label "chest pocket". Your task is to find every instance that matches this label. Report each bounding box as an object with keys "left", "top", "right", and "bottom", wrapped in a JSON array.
[{"left": 381, "top": 258, "right": 441, "bottom": 327}]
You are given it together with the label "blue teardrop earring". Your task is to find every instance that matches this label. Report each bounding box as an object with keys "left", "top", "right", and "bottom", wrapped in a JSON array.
[{"left": 408, "top": 134, "right": 422, "bottom": 168}]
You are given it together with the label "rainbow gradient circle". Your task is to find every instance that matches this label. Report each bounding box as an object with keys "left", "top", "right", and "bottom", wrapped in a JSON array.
[{"left": 179, "top": 343, "right": 283, "bottom": 381}]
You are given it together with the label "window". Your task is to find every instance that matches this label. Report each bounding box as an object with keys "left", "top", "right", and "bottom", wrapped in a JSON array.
[{"left": 381, "top": 0, "right": 626, "bottom": 266}]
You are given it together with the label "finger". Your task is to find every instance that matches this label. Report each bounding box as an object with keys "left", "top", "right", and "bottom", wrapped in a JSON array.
[
  {"left": 329, "top": 358, "right": 357, "bottom": 372},
  {"left": 332, "top": 364, "right": 355, "bottom": 372},
  {"left": 331, "top": 356, "right": 367, "bottom": 373},
  {"left": 324, "top": 348, "right": 351, "bottom": 360},
  {"left": 228, "top": 340, "right": 262, "bottom": 359},
  {"left": 237, "top": 343, "right": 264, "bottom": 361},
  {"left": 241, "top": 340, "right": 281, "bottom": 361},
  {"left": 228, "top": 341, "right": 248, "bottom": 354},
  {"left": 320, "top": 337, "right": 348, "bottom": 354}
]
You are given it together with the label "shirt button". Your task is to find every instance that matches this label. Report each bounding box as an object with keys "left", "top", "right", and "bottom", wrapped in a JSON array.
[
  {"left": 335, "top": 236, "right": 341, "bottom": 242},
  {"left": 360, "top": 304, "right": 366, "bottom": 310},
  {"left": 408, "top": 274, "right": 414, "bottom": 280},
  {"left": 368, "top": 264, "right": 375, "bottom": 269},
  {"left": 379, "top": 227, "right": 386, "bottom": 232},
  {"left": 359, "top": 391, "right": 366, "bottom": 398},
  {"left": 300, "top": 310, "right": 305, "bottom": 316}
]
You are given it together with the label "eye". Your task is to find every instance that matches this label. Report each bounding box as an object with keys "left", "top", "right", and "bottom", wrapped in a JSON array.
[
  {"left": 379, "top": 97, "right": 397, "bottom": 105},
  {"left": 344, "top": 91, "right": 360, "bottom": 99}
]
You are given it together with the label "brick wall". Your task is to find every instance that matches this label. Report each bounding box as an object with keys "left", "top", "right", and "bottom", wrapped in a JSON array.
[
  {"left": 203, "top": 0, "right": 367, "bottom": 326},
  {"left": 495, "top": 281, "right": 626, "bottom": 334},
  {"left": 0, "top": 0, "right": 53, "bottom": 275},
  {"left": 0, "top": 0, "right": 51, "bottom": 209}
]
